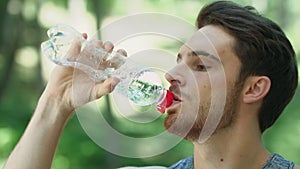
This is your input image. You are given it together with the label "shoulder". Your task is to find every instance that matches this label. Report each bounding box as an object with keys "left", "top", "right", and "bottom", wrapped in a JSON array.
[
  {"left": 118, "top": 167, "right": 166, "bottom": 169},
  {"left": 263, "top": 153, "right": 296, "bottom": 169},
  {"left": 117, "top": 156, "right": 194, "bottom": 169},
  {"left": 168, "top": 156, "right": 194, "bottom": 169}
]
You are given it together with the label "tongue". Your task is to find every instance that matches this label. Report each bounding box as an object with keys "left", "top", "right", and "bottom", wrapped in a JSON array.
[{"left": 157, "top": 90, "right": 174, "bottom": 114}]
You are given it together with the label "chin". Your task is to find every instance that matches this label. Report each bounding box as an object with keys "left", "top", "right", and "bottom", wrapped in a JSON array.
[
  {"left": 163, "top": 102, "right": 180, "bottom": 127},
  {"left": 164, "top": 109, "right": 204, "bottom": 141},
  {"left": 164, "top": 113, "right": 194, "bottom": 139},
  {"left": 164, "top": 112, "right": 177, "bottom": 131}
]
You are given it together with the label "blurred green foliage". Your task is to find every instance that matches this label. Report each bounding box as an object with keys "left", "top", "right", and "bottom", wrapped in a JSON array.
[{"left": 0, "top": 0, "right": 299, "bottom": 168}]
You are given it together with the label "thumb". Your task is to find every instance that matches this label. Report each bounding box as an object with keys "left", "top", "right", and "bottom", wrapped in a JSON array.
[{"left": 94, "top": 77, "right": 120, "bottom": 99}]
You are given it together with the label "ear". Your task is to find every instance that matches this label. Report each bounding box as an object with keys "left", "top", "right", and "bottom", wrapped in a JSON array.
[{"left": 242, "top": 76, "right": 271, "bottom": 104}]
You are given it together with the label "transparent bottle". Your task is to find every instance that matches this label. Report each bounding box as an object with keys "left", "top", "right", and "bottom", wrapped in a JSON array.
[{"left": 41, "top": 24, "right": 174, "bottom": 113}]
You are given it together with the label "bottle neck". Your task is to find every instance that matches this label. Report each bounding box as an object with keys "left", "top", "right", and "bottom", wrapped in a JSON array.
[
  {"left": 156, "top": 90, "right": 174, "bottom": 114},
  {"left": 156, "top": 89, "right": 167, "bottom": 105}
]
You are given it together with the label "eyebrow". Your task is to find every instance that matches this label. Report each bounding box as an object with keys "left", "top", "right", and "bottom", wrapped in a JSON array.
[
  {"left": 192, "top": 50, "right": 220, "bottom": 62},
  {"left": 177, "top": 50, "right": 220, "bottom": 63}
]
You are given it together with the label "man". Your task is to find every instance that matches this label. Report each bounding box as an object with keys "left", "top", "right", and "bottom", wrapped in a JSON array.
[{"left": 4, "top": 1, "right": 299, "bottom": 169}]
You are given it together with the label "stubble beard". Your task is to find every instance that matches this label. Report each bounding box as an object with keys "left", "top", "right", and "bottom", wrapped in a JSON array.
[{"left": 164, "top": 81, "right": 242, "bottom": 142}]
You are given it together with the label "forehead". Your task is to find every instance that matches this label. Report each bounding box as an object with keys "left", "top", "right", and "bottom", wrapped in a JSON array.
[{"left": 180, "top": 25, "right": 236, "bottom": 62}]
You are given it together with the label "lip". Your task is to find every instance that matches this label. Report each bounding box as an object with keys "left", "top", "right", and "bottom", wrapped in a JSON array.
[
  {"left": 173, "top": 94, "right": 182, "bottom": 102},
  {"left": 165, "top": 101, "right": 181, "bottom": 115},
  {"left": 170, "top": 100, "right": 182, "bottom": 107},
  {"left": 166, "top": 94, "right": 182, "bottom": 113}
]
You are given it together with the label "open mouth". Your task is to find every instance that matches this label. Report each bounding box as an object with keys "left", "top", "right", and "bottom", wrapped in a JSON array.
[
  {"left": 173, "top": 95, "right": 182, "bottom": 102},
  {"left": 157, "top": 91, "right": 181, "bottom": 113}
]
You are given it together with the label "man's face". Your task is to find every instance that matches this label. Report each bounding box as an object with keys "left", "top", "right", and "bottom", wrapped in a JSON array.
[{"left": 164, "top": 25, "right": 242, "bottom": 142}]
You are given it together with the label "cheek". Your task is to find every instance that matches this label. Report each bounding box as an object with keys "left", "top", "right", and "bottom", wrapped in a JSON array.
[
  {"left": 195, "top": 72, "right": 228, "bottom": 110},
  {"left": 180, "top": 74, "right": 201, "bottom": 115},
  {"left": 196, "top": 75, "right": 212, "bottom": 100}
]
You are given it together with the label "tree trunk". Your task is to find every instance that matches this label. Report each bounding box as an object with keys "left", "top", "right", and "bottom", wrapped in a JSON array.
[{"left": 0, "top": 6, "right": 23, "bottom": 103}]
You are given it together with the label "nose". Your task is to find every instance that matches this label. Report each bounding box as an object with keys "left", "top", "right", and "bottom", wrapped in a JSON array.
[{"left": 165, "top": 63, "right": 186, "bottom": 87}]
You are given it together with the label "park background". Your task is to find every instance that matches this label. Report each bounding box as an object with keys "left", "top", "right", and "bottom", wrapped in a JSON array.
[{"left": 0, "top": 0, "right": 300, "bottom": 168}]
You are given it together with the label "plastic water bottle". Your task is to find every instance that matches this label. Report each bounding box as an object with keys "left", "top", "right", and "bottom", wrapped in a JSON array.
[{"left": 41, "top": 24, "right": 174, "bottom": 113}]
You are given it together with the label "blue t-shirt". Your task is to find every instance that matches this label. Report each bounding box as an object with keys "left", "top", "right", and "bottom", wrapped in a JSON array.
[{"left": 168, "top": 154, "right": 295, "bottom": 169}]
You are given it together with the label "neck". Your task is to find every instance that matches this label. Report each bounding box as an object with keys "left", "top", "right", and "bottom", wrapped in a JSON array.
[{"left": 193, "top": 114, "right": 270, "bottom": 169}]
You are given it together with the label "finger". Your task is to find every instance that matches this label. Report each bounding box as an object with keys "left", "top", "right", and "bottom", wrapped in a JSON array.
[
  {"left": 89, "top": 40, "right": 107, "bottom": 68},
  {"left": 82, "top": 33, "right": 88, "bottom": 39},
  {"left": 91, "top": 39, "right": 103, "bottom": 48},
  {"left": 66, "top": 37, "right": 82, "bottom": 61},
  {"left": 103, "top": 41, "right": 114, "bottom": 52},
  {"left": 94, "top": 77, "right": 120, "bottom": 99},
  {"left": 117, "top": 49, "right": 128, "bottom": 57}
]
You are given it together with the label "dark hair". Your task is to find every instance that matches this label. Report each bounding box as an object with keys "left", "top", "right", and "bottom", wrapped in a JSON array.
[{"left": 197, "top": 1, "right": 298, "bottom": 132}]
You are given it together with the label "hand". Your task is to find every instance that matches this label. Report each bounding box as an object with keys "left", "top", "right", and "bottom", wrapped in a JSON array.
[
  {"left": 42, "top": 33, "right": 127, "bottom": 117},
  {"left": 3, "top": 33, "right": 129, "bottom": 169}
]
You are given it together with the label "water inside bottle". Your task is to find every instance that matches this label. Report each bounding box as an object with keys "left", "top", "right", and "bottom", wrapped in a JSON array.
[{"left": 127, "top": 79, "right": 163, "bottom": 106}]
